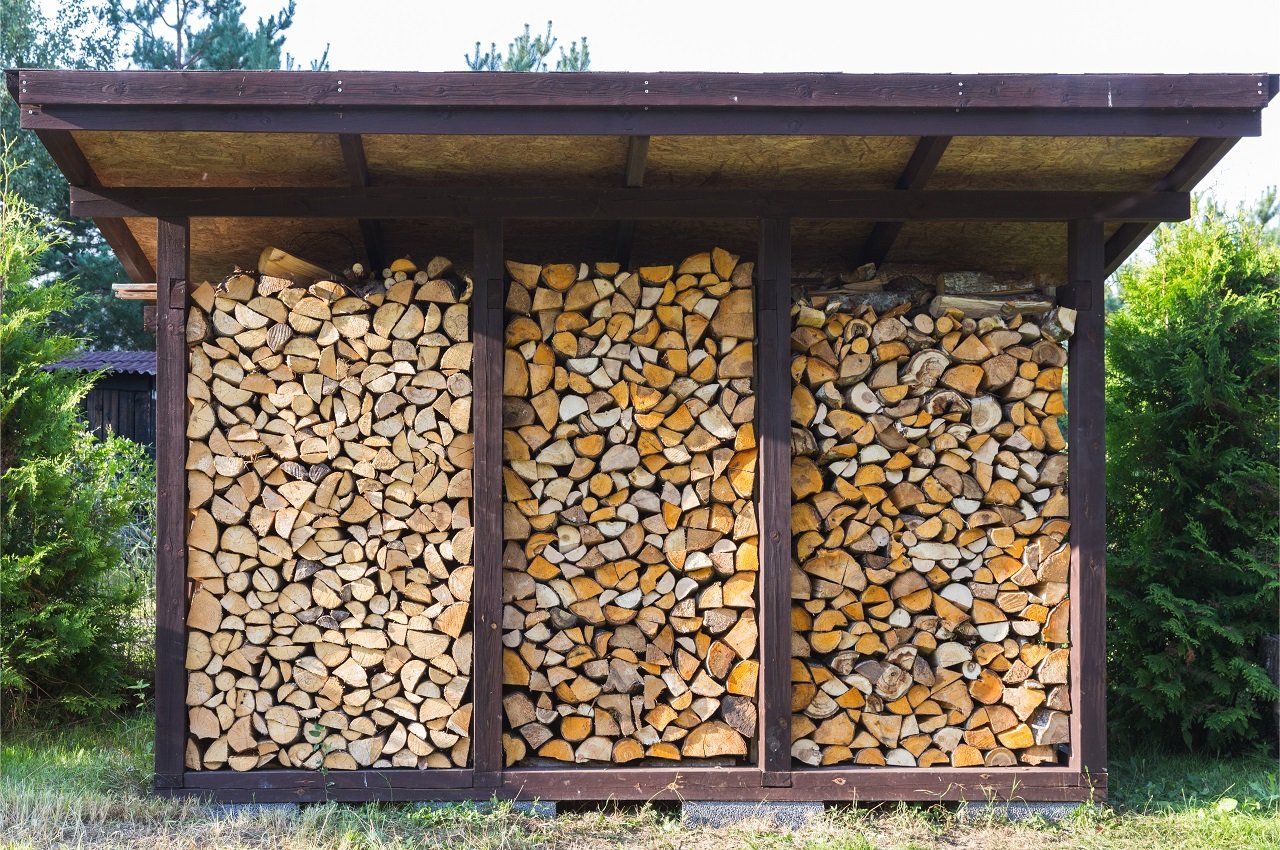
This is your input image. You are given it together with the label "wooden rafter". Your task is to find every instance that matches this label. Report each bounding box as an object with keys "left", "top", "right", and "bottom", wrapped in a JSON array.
[
  {"left": 1103, "top": 137, "right": 1239, "bottom": 275},
  {"left": 855, "top": 135, "right": 952, "bottom": 267},
  {"left": 338, "top": 133, "right": 386, "bottom": 273},
  {"left": 615, "top": 135, "right": 650, "bottom": 267},
  {"left": 69, "top": 186, "right": 1190, "bottom": 223},
  {"left": 33, "top": 129, "right": 155, "bottom": 282}
]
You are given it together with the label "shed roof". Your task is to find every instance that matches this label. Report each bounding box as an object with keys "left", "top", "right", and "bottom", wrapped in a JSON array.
[
  {"left": 51, "top": 350, "right": 157, "bottom": 376},
  {"left": 8, "top": 71, "right": 1276, "bottom": 282}
]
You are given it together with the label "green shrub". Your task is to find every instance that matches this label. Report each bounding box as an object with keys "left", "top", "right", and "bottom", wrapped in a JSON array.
[
  {"left": 1106, "top": 201, "right": 1280, "bottom": 752},
  {"left": 0, "top": 157, "right": 156, "bottom": 722}
]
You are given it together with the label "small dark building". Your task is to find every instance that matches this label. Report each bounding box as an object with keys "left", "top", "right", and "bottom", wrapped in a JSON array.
[{"left": 52, "top": 350, "right": 157, "bottom": 451}]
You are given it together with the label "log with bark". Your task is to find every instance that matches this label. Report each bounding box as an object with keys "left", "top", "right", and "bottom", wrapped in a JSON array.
[
  {"left": 789, "top": 292, "right": 1074, "bottom": 768},
  {"left": 501, "top": 249, "right": 760, "bottom": 765},
  {"left": 184, "top": 255, "right": 474, "bottom": 771}
]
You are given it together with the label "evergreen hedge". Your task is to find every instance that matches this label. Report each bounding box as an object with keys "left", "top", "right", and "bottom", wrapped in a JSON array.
[
  {"left": 0, "top": 158, "right": 155, "bottom": 722},
  {"left": 1106, "top": 203, "right": 1280, "bottom": 751}
]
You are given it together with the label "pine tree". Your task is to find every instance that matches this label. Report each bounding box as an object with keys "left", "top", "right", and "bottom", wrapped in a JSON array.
[{"left": 465, "top": 21, "right": 590, "bottom": 72}]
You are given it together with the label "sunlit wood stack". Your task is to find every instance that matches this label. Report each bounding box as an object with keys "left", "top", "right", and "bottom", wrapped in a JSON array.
[
  {"left": 501, "top": 249, "right": 761, "bottom": 765},
  {"left": 789, "top": 292, "right": 1075, "bottom": 768},
  {"left": 184, "top": 255, "right": 475, "bottom": 770}
]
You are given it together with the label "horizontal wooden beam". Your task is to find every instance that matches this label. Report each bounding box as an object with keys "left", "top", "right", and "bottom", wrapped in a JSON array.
[
  {"left": 22, "top": 104, "right": 1264, "bottom": 138},
  {"left": 13, "top": 70, "right": 1276, "bottom": 110},
  {"left": 163, "top": 765, "right": 1103, "bottom": 803},
  {"left": 70, "top": 186, "right": 1191, "bottom": 223}
]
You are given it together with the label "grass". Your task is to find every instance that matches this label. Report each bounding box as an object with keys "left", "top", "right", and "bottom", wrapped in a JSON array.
[{"left": 1, "top": 713, "right": 1276, "bottom": 850}]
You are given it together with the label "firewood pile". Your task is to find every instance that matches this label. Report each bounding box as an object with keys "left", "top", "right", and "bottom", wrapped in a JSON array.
[
  {"left": 789, "top": 289, "right": 1075, "bottom": 768},
  {"left": 179, "top": 240, "right": 1078, "bottom": 774},
  {"left": 501, "top": 250, "right": 761, "bottom": 765},
  {"left": 184, "top": 255, "right": 474, "bottom": 770}
]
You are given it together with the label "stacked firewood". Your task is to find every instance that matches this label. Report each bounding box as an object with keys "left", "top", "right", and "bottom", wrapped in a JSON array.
[
  {"left": 789, "top": 294, "right": 1074, "bottom": 768},
  {"left": 184, "top": 256, "right": 474, "bottom": 770},
  {"left": 501, "top": 250, "right": 760, "bottom": 765}
]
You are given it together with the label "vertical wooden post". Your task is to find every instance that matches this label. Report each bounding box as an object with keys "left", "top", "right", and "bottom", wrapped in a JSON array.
[
  {"left": 1064, "top": 219, "right": 1107, "bottom": 787},
  {"left": 757, "top": 218, "right": 793, "bottom": 784},
  {"left": 471, "top": 215, "right": 505, "bottom": 787},
  {"left": 154, "top": 216, "right": 189, "bottom": 790}
]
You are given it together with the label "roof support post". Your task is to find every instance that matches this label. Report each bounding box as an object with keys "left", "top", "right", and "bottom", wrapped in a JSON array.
[
  {"left": 339, "top": 134, "right": 387, "bottom": 274},
  {"left": 471, "top": 215, "right": 505, "bottom": 788},
  {"left": 1064, "top": 219, "right": 1107, "bottom": 788},
  {"left": 154, "top": 216, "right": 189, "bottom": 790},
  {"left": 757, "top": 217, "right": 793, "bottom": 785},
  {"left": 615, "top": 136, "right": 650, "bottom": 268}
]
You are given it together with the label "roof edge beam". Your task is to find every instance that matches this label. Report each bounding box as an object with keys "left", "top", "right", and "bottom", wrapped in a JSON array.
[
  {"left": 20, "top": 105, "right": 1263, "bottom": 138},
  {"left": 856, "top": 135, "right": 951, "bottom": 267},
  {"left": 69, "top": 186, "right": 1192, "bottom": 223},
  {"left": 338, "top": 133, "right": 386, "bottom": 273},
  {"left": 34, "top": 129, "right": 155, "bottom": 282},
  {"left": 15, "top": 71, "right": 1277, "bottom": 110},
  {"left": 1103, "top": 137, "right": 1238, "bottom": 275}
]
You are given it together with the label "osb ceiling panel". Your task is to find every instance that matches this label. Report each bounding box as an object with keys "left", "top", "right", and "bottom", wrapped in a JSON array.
[
  {"left": 929, "top": 136, "right": 1194, "bottom": 191},
  {"left": 127, "top": 217, "right": 364, "bottom": 284},
  {"left": 888, "top": 221, "right": 1067, "bottom": 279},
  {"left": 361, "top": 135, "right": 628, "bottom": 186},
  {"left": 646, "top": 136, "right": 914, "bottom": 189},
  {"left": 75, "top": 131, "right": 347, "bottom": 188}
]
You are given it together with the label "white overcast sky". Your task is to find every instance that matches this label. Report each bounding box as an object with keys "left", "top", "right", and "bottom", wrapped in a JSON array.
[{"left": 240, "top": 0, "right": 1278, "bottom": 213}]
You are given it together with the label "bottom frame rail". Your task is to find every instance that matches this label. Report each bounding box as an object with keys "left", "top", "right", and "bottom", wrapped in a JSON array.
[{"left": 163, "top": 767, "right": 1106, "bottom": 804}]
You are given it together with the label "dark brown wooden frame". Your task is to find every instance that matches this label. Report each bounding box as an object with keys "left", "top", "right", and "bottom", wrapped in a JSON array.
[
  {"left": 145, "top": 210, "right": 1109, "bottom": 805},
  {"left": 17, "top": 69, "right": 1275, "bottom": 807}
]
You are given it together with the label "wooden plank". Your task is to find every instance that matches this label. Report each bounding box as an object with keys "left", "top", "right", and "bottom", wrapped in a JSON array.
[
  {"left": 338, "top": 133, "right": 386, "bottom": 273},
  {"left": 32, "top": 129, "right": 155, "bottom": 282},
  {"left": 15, "top": 71, "right": 1276, "bottom": 110},
  {"left": 785, "top": 767, "right": 1106, "bottom": 802},
  {"left": 470, "top": 216, "right": 504, "bottom": 787},
  {"left": 1065, "top": 220, "right": 1107, "bottom": 783},
  {"left": 165, "top": 766, "right": 1102, "bottom": 803},
  {"left": 69, "top": 186, "right": 1192, "bottom": 222},
  {"left": 1103, "top": 137, "right": 1238, "bottom": 274},
  {"left": 857, "top": 136, "right": 951, "bottom": 266},
  {"left": 757, "top": 218, "right": 793, "bottom": 784},
  {"left": 153, "top": 216, "right": 189, "bottom": 790},
  {"left": 499, "top": 767, "right": 764, "bottom": 801},
  {"left": 22, "top": 105, "right": 1264, "bottom": 139}
]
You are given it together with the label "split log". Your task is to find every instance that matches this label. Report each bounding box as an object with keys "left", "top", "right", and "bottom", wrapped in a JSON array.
[
  {"left": 501, "top": 251, "right": 759, "bottom": 765},
  {"left": 790, "top": 289, "right": 1074, "bottom": 768},
  {"left": 184, "top": 256, "right": 474, "bottom": 771}
]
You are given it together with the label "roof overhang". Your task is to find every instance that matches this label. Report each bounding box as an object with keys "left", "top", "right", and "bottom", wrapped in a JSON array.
[{"left": 8, "top": 70, "right": 1277, "bottom": 284}]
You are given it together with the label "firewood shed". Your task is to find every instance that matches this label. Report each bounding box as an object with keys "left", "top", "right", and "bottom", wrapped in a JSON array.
[{"left": 9, "top": 69, "right": 1276, "bottom": 805}]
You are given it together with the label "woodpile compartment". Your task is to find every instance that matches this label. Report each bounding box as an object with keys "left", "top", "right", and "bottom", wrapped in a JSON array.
[
  {"left": 788, "top": 272, "right": 1076, "bottom": 769},
  {"left": 179, "top": 243, "right": 1076, "bottom": 777},
  {"left": 184, "top": 254, "right": 475, "bottom": 771},
  {"left": 501, "top": 250, "right": 761, "bottom": 766}
]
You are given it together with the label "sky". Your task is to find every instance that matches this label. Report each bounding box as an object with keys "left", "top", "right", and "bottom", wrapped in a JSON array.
[{"left": 230, "top": 0, "right": 1280, "bottom": 215}]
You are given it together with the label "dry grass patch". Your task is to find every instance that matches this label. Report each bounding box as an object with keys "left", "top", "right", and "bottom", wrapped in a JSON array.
[{"left": 1, "top": 714, "right": 1276, "bottom": 850}]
